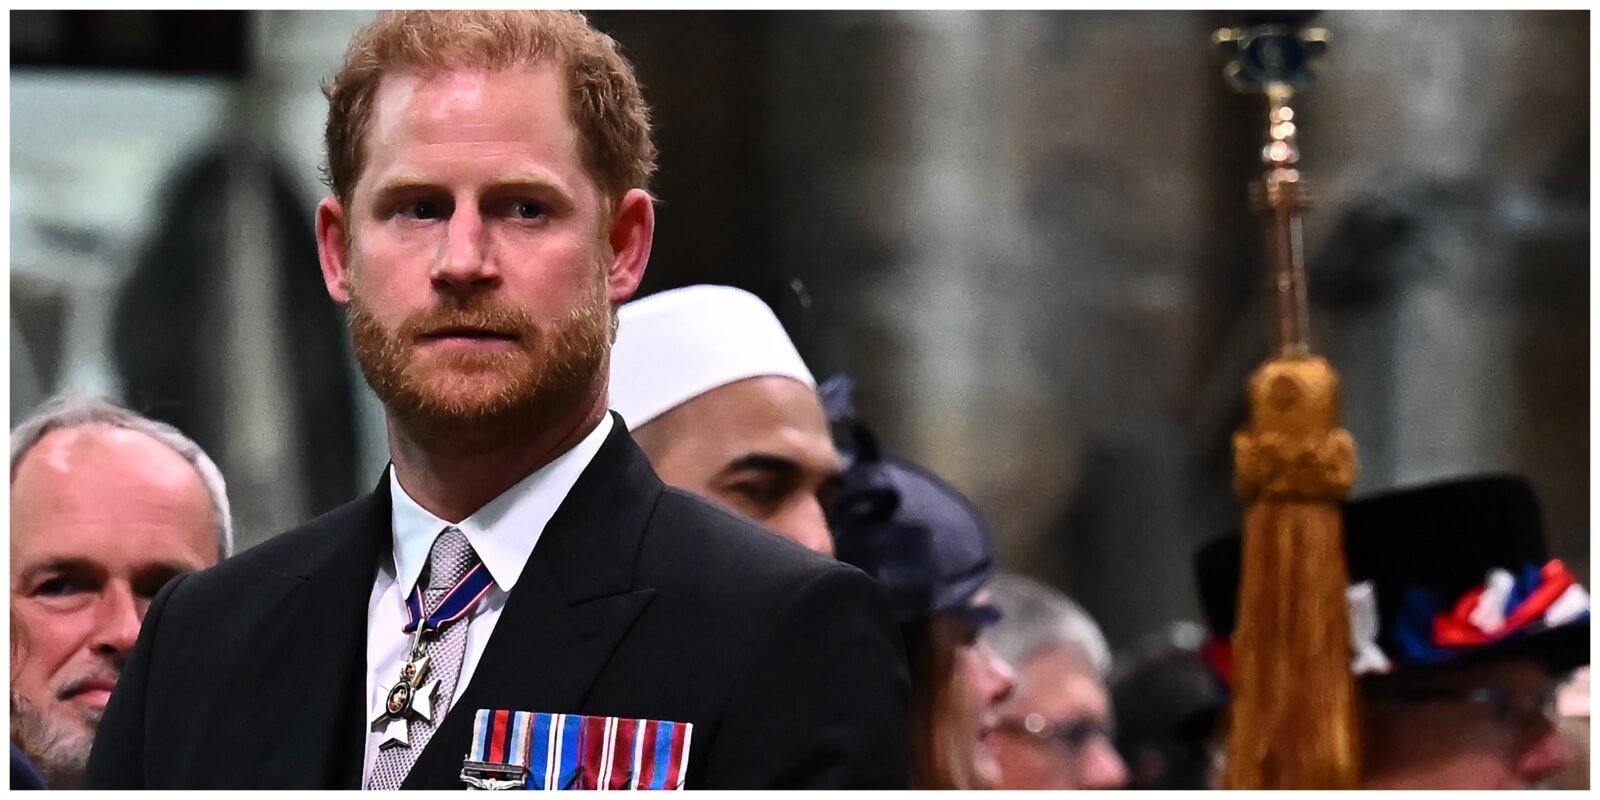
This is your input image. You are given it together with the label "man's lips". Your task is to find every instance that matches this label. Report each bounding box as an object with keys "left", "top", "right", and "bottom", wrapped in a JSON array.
[
  {"left": 418, "top": 327, "right": 521, "bottom": 343},
  {"left": 60, "top": 678, "right": 117, "bottom": 706}
]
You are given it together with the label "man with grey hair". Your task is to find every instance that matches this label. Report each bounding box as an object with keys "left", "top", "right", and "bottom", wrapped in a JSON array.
[
  {"left": 10, "top": 395, "right": 230, "bottom": 788},
  {"left": 986, "top": 572, "right": 1128, "bottom": 790}
]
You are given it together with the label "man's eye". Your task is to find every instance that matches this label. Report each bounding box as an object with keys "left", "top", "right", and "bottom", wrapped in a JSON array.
[
  {"left": 133, "top": 569, "right": 188, "bottom": 601},
  {"left": 508, "top": 201, "right": 546, "bottom": 220},
  {"left": 32, "top": 577, "right": 81, "bottom": 598},
  {"left": 731, "top": 481, "right": 785, "bottom": 510},
  {"left": 403, "top": 200, "right": 444, "bottom": 220}
]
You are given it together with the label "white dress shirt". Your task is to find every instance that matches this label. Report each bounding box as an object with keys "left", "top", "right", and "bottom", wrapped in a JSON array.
[{"left": 361, "top": 414, "right": 613, "bottom": 785}]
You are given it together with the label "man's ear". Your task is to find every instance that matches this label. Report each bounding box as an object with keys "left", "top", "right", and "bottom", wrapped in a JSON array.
[
  {"left": 604, "top": 188, "right": 654, "bottom": 305},
  {"left": 316, "top": 197, "right": 353, "bottom": 305}
]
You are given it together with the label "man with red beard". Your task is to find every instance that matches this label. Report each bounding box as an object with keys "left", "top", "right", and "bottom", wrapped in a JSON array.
[{"left": 84, "top": 10, "right": 909, "bottom": 790}]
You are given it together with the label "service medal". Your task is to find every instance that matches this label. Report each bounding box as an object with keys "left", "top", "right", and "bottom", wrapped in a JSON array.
[{"left": 372, "top": 650, "right": 441, "bottom": 748}]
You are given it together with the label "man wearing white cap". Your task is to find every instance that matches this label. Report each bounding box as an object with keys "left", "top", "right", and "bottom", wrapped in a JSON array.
[{"left": 611, "top": 285, "right": 841, "bottom": 555}]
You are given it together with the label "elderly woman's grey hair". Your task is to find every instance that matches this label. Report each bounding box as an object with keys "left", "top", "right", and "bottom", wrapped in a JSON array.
[
  {"left": 985, "top": 572, "right": 1112, "bottom": 677},
  {"left": 10, "top": 394, "right": 234, "bottom": 559}
]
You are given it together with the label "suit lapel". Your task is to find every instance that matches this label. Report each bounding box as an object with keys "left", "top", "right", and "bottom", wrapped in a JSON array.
[
  {"left": 403, "top": 417, "right": 661, "bottom": 789},
  {"left": 246, "top": 479, "right": 390, "bottom": 788}
]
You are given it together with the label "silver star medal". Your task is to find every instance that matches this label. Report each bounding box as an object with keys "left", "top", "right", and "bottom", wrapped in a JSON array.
[{"left": 372, "top": 636, "right": 441, "bottom": 748}]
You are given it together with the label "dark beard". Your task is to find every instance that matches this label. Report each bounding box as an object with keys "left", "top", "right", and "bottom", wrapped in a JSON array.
[{"left": 347, "top": 287, "right": 612, "bottom": 454}]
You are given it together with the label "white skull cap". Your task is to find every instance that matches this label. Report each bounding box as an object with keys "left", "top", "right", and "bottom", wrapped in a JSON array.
[{"left": 609, "top": 284, "right": 815, "bottom": 430}]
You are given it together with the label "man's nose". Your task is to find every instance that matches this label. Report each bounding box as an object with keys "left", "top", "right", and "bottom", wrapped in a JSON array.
[
  {"left": 432, "top": 207, "right": 499, "bottom": 294},
  {"left": 90, "top": 584, "right": 142, "bottom": 661},
  {"left": 780, "top": 496, "right": 835, "bottom": 557},
  {"left": 982, "top": 642, "right": 1017, "bottom": 705},
  {"left": 1516, "top": 722, "right": 1574, "bottom": 785},
  {"left": 1079, "top": 737, "right": 1130, "bottom": 790}
]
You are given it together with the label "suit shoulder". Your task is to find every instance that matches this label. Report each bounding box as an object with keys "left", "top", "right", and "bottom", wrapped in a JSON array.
[
  {"left": 642, "top": 487, "right": 870, "bottom": 593},
  {"left": 186, "top": 494, "right": 375, "bottom": 587}
]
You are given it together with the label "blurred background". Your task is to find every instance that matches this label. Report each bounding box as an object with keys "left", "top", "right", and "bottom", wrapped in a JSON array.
[{"left": 9, "top": 10, "right": 1588, "bottom": 653}]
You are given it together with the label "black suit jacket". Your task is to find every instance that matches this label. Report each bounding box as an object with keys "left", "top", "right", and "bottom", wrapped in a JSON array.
[{"left": 84, "top": 418, "right": 911, "bottom": 789}]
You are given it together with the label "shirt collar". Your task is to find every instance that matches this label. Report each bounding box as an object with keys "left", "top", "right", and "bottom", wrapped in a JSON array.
[{"left": 388, "top": 414, "right": 614, "bottom": 595}]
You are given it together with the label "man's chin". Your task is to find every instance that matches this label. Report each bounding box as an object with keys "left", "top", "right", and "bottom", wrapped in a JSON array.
[
  {"left": 395, "top": 357, "right": 600, "bottom": 430},
  {"left": 11, "top": 697, "right": 95, "bottom": 788},
  {"left": 396, "top": 381, "right": 528, "bottom": 426},
  {"left": 413, "top": 379, "right": 521, "bottom": 414}
]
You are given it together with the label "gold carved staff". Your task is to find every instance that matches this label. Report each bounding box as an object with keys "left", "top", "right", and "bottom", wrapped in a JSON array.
[{"left": 1213, "top": 21, "right": 1361, "bottom": 789}]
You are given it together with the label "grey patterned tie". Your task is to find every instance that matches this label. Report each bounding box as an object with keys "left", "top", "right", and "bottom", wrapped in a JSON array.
[{"left": 367, "top": 527, "right": 480, "bottom": 790}]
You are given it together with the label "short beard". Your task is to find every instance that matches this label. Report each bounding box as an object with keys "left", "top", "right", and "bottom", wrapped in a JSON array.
[
  {"left": 346, "top": 276, "right": 613, "bottom": 454},
  {"left": 10, "top": 692, "right": 95, "bottom": 789}
]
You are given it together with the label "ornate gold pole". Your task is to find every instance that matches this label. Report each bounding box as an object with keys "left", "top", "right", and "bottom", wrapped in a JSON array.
[{"left": 1214, "top": 21, "right": 1361, "bottom": 789}]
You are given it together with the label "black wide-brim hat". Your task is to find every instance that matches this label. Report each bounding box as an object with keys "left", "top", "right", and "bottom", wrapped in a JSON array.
[{"left": 1195, "top": 474, "right": 1590, "bottom": 679}]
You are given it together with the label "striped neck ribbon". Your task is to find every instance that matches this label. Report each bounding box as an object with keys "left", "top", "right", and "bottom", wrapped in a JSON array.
[{"left": 402, "top": 562, "right": 496, "bottom": 637}]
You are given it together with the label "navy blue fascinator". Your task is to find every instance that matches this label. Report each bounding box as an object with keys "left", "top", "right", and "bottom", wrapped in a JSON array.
[{"left": 821, "top": 375, "right": 999, "bottom": 627}]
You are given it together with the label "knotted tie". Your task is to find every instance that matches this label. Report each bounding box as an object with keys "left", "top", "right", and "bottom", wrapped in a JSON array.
[{"left": 367, "top": 527, "right": 479, "bottom": 789}]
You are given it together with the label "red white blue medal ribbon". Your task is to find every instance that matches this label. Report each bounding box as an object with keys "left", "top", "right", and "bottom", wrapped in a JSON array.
[{"left": 462, "top": 710, "right": 693, "bottom": 790}]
